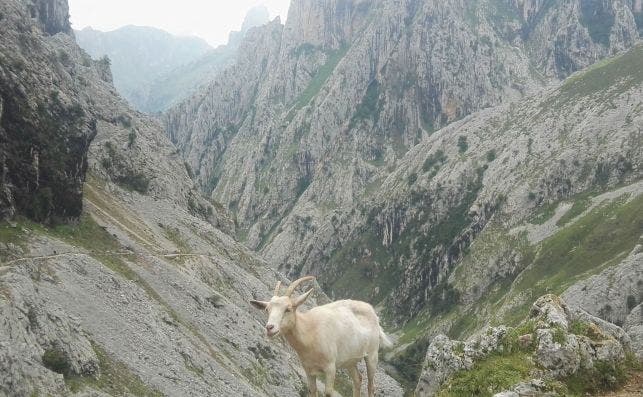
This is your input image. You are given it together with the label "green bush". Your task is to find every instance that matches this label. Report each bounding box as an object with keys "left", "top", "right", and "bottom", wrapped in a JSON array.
[
  {"left": 127, "top": 130, "right": 136, "bottom": 148},
  {"left": 457, "top": 136, "right": 469, "bottom": 153},
  {"left": 42, "top": 348, "right": 70, "bottom": 375},
  {"left": 116, "top": 173, "right": 150, "bottom": 194},
  {"left": 486, "top": 150, "right": 496, "bottom": 162}
]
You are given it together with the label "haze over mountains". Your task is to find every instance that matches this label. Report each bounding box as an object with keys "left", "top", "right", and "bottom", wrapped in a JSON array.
[
  {"left": 1, "top": 0, "right": 642, "bottom": 396},
  {"left": 75, "top": 5, "right": 271, "bottom": 112}
]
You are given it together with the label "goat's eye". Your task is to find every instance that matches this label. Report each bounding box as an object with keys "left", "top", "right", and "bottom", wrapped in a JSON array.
[{"left": 285, "top": 307, "right": 292, "bottom": 312}]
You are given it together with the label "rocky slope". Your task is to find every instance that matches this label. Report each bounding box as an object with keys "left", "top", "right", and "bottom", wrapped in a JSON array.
[
  {"left": 0, "top": 1, "right": 403, "bottom": 396},
  {"left": 415, "top": 295, "right": 637, "bottom": 397},
  {"left": 164, "top": 0, "right": 643, "bottom": 391}
]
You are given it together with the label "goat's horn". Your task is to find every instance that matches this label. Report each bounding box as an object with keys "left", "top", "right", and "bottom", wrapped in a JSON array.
[
  {"left": 285, "top": 276, "right": 315, "bottom": 297},
  {"left": 273, "top": 280, "right": 282, "bottom": 296}
]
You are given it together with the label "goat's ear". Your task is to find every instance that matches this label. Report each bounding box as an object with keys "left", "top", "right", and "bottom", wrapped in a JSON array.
[
  {"left": 250, "top": 300, "right": 269, "bottom": 310},
  {"left": 292, "top": 288, "right": 313, "bottom": 307}
]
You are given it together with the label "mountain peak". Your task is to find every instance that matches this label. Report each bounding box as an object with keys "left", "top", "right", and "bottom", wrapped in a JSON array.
[{"left": 241, "top": 5, "right": 271, "bottom": 33}]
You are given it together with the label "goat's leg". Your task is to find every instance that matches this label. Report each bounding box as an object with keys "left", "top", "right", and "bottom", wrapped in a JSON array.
[
  {"left": 323, "top": 364, "right": 336, "bottom": 397},
  {"left": 306, "top": 373, "right": 317, "bottom": 397},
  {"left": 349, "top": 365, "right": 362, "bottom": 397},
  {"left": 365, "top": 353, "right": 378, "bottom": 397}
]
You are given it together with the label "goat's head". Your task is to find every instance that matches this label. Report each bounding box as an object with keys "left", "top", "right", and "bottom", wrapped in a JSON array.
[{"left": 250, "top": 276, "right": 315, "bottom": 338}]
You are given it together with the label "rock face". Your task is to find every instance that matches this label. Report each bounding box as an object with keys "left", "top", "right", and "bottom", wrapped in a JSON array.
[
  {"left": 563, "top": 245, "right": 643, "bottom": 359},
  {"left": 24, "top": 0, "right": 72, "bottom": 36},
  {"left": 0, "top": 0, "right": 95, "bottom": 222},
  {"left": 415, "top": 295, "right": 633, "bottom": 397},
  {"left": 163, "top": 0, "right": 641, "bottom": 320}
]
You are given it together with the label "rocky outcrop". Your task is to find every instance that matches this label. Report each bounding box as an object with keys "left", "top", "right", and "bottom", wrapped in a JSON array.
[
  {"left": 415, "top": 295, "right": 633, "bottom": 397},
  {"left": 563, "top": 245, "right": 643, "bottom": 359},
  {"left": 0, "top": 0, "right": 94, "bottom": 222},
  {"left": 23, "top": 0, "right": 72, "bottom": 36}
]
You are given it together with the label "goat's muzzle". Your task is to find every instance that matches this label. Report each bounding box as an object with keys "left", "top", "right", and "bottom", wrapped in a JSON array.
[{"left": 266, "top": 324, "right": 279, "bottom": 337}]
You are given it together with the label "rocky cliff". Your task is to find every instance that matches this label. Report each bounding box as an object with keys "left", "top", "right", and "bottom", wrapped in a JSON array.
[
  {"left": 0, "top": 0, "right": 93, "bottom": 223},
  {"left": 0, "top": 0, "right": 403, "bottom": 395},
  {"left": 164, "top": 0, "right": 643, "bottom": 391}
]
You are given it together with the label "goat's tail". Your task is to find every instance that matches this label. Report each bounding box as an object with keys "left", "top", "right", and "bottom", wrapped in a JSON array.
[{"left": 379, "top": 325, "right": 394, "bottom": 349}]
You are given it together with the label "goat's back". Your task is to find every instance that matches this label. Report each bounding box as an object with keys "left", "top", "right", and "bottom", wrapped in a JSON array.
[{"left": 305, "top": 300, "right": 381, "bottom": 366}]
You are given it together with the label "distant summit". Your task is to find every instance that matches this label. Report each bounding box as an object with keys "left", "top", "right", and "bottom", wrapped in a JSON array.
[
  {"left": 74, "top": 6, "right": 272, "bottom": 113},
  {"left": 242, "top": 5, "right": 270, "bottom": 33}
]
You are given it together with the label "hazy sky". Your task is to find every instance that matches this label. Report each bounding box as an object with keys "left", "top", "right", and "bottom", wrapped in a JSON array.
[{"left": 68, "top": 0, "right": 291, "bottom": 46}]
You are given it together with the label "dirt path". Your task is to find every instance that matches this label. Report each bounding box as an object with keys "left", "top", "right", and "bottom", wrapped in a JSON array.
[{"left": 600, "top": 371, "right": 643, "bottom": 396}]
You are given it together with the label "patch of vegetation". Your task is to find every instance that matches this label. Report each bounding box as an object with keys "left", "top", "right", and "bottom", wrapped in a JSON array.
[
  {"left": 556, "top": 196, "right": 592, "bottom": 227},
  {"left": 389, "top": 337, "right": 431, "bottom": 393},
  {"left": 436, "top": 352, "right": 533, "bottom": 397},
  {"left": 293, "top": 46, "right": 349, "bottom": 110},
  {"left": 457, "top": 136, "right": 469, "bottom": 153},
  {"left": 486, "top": 150, "right": 496, "bottom": 162},
  {"left": 351, "top": 79, "right": 380, "bottom": 126},
  {"left": 161, "top": 225, "right": 190, "bottom": 254},
  {"left": 422, "top": 150, "right": 448, "bottom": 177},
  {"left": 66, "top": 343, "right": 162, "bottom": 396},
  {"left": 553, "top": 45, "right": 643, "bottom": 104},
  {"left": 115, "top": 173, "right": 150, "bottom": 194},
  {"left": 127, "top": 130, "right": 136, "bottom": 148},
  {"left": 528, "top": 201, "right": 557, "bottom": 225},
  {"left": 562, "top": 360, "right": 628, "bottom": 396},
  {"left": 42, "top": 347, "right": 71, "bottom": 376},
  {"left": 407, "top": 172, "right": 418, "bottom": 186},
  {"left": 187, "top": 196, "right": 213, "bottom": 220}
]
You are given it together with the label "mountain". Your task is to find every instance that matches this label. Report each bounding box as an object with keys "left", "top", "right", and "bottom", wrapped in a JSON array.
[
  {"left": 141, "top": 6, "right": 272, "bottom": 113},
  {"left": 164, "top": 0, "right": 643, "bottom": 392},
  {"left": 75, "top": 6, "right": 272, "bottom": 113},
  {"left": 0, "top": 0, "right": 403, "bottom": 395},
  {"left": 74, "top": 26, "right": 212, "bottom": 112}
]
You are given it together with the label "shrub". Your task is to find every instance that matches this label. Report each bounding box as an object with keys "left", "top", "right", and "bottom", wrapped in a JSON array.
[
  {"left": 407, "top": 172, "right": 418, "bottom": 185},
  {"left": 42, "top": 347, "right": 70, "bottom": 375},
  {"left": 127, "top": 130, "right": 136, "bottom": 148},
  {"left": 116, "top": 173, "right": 150, "bottom": 194},
  {"left": 457, "top": 136, "right": 469, "bottom": 153},
  {"left": 486, "top": 150, "right": 496, "bottom": 162}
]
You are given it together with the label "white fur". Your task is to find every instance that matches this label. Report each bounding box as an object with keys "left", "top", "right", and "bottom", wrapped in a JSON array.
[{"left": 251, "top": 278, "right": 391, "bottom": 397}]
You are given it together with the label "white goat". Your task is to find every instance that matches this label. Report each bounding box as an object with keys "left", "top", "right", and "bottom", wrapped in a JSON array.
[{"left": 250, "top": 276, "right": 392, "bottom": 397}]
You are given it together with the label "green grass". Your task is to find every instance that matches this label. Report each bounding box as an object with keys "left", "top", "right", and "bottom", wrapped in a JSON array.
[
  {"left": 504, "top": 194, "right": 643, "bottom": 324},
  {"left": 528, "top": 201, "right": 557, "bottom": 225},
  {"left": 436, "top": 352, "right": 533, "bottom": 397},
  {"left": 65, "top": 343, "right": 162, "bottom": 396},
  {"left": 556, "top": 196, "right": 592, "bottom": 227},
  {"left": 554, "top": 44, "right": 643, "bottom": 103},
  {"left": 292, "top": 46, "right": 349, "bottom": 110},
  {"left": 161, "top": 225, "right": 190, "bottom": 253},
  {"left": 561, "top": 360, "right": 628, "bottom": 396}
]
